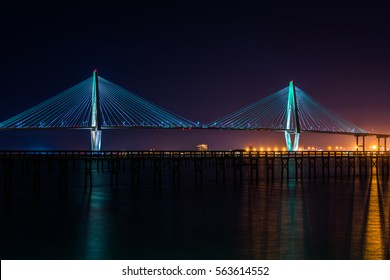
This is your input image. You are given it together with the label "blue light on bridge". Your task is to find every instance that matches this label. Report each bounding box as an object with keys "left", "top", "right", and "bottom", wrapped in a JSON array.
[{"left": 0, "top": 72, "right": 375, "bottom": 151}]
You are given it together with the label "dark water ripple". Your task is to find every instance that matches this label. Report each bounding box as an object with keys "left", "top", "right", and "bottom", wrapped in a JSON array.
[{"left": 1, "top": 167, "right": 389, "bottom": 260}]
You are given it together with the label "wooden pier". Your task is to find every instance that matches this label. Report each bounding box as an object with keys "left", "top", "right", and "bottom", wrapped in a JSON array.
[{"left": 1, "top": 150, "right": 389, "bottom": 192}]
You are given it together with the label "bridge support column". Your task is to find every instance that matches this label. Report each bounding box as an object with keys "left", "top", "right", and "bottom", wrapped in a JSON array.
[
  {"left": 285, "top": 81, "right": 300, "bottom": 151},
  {"left": 377, "top": 135, "right": 388, "bottom": 151},
  {"left": 355, "top": 135, "right": 366, "bottom": 152},
  {"left": 285, "top": 132, "right": 300, "bottom": 151},
  {"left": 91, "top": 70, "right": 102, "bottom": 151},
  {"left": 91, "top": 129, "right": 102, "bottom": 151}
]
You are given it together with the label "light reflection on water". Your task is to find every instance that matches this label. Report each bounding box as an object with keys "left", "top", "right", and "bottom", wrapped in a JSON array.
[
  {"left": 363, "top": 167, "right": 384, "bottom": 259},
  {"left": 237, "top": 168, "right": 389, "bottom": 260},
  {"left": 1, "top": 167, "right": 390, "bottom": 259},
  {"left": 83, "top": 192, "right": 110, "bottom": 260}
]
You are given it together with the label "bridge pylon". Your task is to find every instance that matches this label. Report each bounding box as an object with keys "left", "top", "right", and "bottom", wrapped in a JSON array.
[
  {"left": 285, "top": 80, "right": 300, "bottom": 151},
  {"left": 91, "top": 70, "right": 102, "bottom": 151}
]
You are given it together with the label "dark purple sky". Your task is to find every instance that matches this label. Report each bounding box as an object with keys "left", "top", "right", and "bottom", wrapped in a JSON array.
[{"left": 0, "top": 2, "right": 389, "bottom": 150}]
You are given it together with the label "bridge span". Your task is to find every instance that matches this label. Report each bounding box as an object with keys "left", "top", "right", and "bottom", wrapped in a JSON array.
[{"left": 1, "top": 70, "right": 388, "bottom": 151}]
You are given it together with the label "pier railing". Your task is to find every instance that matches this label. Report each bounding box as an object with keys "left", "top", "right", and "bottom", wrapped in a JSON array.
[
  {"left": 1, "top": 150, "right": 389, "bottom": 191},
  {"left": 0, "top": 150, "right": 388, "bottom": 159}
]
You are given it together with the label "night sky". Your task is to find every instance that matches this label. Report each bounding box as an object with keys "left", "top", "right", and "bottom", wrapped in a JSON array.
[{"left": 1, "top": 2, "right": 389, "bottom": 150}]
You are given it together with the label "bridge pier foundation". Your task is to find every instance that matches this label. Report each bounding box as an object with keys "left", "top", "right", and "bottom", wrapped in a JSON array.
[
  {"left": 33, "top": 154, "right": 41, "bottom": 193},
  {"left": 295, "top": 156, "right": 303, "bottom": 180},
  {"left": 130, "top": 158, "right": 141, "bottom": 187},
  {"left": 110, "top": 158, "right": 120, "bottom": 187},
  {"left": 172, "top": 158, "right": 181, "bottom": 186},
  {"left": 153, "top": 158, "right": 162, "bottom": 186},
  {"left": 266, "top": 156, "right": 274, "bottom": 181},
  {"left": 3, "top": 155, "right": 13, "bottom": 192},
  {"left": 84, "top": 155, "right": 93, "bottom": 191},
  {"left": 91, "top": 129, "right": 102, "bottom": 151},
  {"left": 308, "top": 156, "right": 316, "bottom": 179},
  {"left": 322, "top": 156, "right": 330, "bottom": 178},
  {"left": 233, "top": 157, "right": 243, "bottom": 184},
  {"left": 371, "top": 156, "right": 378, "bottom": 175},
  {"left": 381, "top": 156, "right": 389, "bottom": 176},
  {"left": 359, "top": 156, "right": 368, "bottom": 177},
  {"left": 377, "top": 135, "right": 388, "bottom": 151},
  {"left": 215, "top": 158, "right": 226, "bottom": 184},
  {"left": 348, "top": 156, "right": 356, "bottom": 177},
  {"left": 59, "top": 156, "right": 68, "bottom": 191},
  {"left": 355, "top": 135, "right": 366, "bottom": 151},
  {"left": 194, "top": 157, "right": 203, "bottom": 185},
  {"left": 281, "top": 157, "right": 289, "bottom": 179},
  {"left": 335, "top": 155, "right": 343, "bottom": 178},
  {"left": 250, "top": 158, "right": 259, "bottom": 182}
]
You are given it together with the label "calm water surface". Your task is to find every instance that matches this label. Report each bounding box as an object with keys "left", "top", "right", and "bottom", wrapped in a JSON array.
[{"left": 1, "top": 165, "right": 390, "bottom": 260}]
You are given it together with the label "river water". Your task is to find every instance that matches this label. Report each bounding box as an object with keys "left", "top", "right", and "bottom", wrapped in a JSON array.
[{"left": 1, "top": 162, "right": 389, "bottom": 260}]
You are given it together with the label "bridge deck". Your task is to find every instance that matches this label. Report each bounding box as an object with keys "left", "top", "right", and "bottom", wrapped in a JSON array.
[{"left": 1, "top": 150, "right": 389, "bottom": 161}]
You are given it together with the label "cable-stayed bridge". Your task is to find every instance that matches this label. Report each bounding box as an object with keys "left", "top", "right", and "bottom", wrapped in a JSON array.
[
  {"left": 0, "top": 70, "right": 387, "bottom": 151},
  {"left": 207, "top": 81, "right": 378, "bottom": 151},
  {"left": 0, "top": 71, "right": 197, "bottom": 150}
]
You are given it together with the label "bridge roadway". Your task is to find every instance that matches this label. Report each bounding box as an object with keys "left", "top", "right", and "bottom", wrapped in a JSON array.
[
  {"left": 1, "top": 150, "right": 389, "bottom": 190},
  {"left": 1, "top": 126, "right": 388, "bottom": 152}
]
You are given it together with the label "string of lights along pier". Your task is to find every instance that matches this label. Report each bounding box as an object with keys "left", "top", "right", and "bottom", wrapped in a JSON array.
[{"left": 0, "top": 70, "right": 387, "bottom": 151}]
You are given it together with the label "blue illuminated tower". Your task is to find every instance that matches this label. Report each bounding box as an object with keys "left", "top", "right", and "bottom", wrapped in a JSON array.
[
  {"left": 91, "top": 70, "right": 102, "bottom": 151},
  {"left": 285, "top": 80, "right": 300, "bottom": 151}
]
